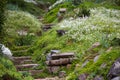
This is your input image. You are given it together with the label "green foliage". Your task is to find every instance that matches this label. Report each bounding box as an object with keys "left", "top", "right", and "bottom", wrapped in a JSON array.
[
  {"left": 114, "top": 0, "right": 120, "bottom": 6},
  {"left": 6, "top": 3, "right": 19, "bottom": 10},
  {"left": 44, "top": 2, "right": 74, "bottom": 23},
  {"left": 0, "top": 54, "right": 34, "bottom": 80},
  {"left": 72, "top": 0, "right": 82, "bottom": 5},
  {"left": 7, "top": 0, "right": 44, "bottom": 16},
  {"left": 14, "top": 35, "right": 36, "bottom": 46},
  {"left": 4, "top": 10, "right": 41, "bottom": 47},
  {"left": 75, "top": 5, "right": 90, "bottom": 17},
  {"left": 0, "top": 0, "right": 7, "bottom": 43}
]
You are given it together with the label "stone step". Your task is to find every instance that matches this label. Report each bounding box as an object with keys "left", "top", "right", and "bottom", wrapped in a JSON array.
[
  {"left": 34, "top": 77, "right": 59, "bottom": 80},
  {"left": 51, "top": 52, "right": 74, "bottom": 60},
  {"left": 29, "top": 70, "right": 43, "bottom": 75},
  {"left": 34, "top": 77, "right": 65, "bottom": 80},
  {"left": 14, "top": 60, "right": 34, "bottom": 65},
  {"left": 13, "top": 56, "right": 31, "bottom": 61},
  {"left": 16, "top": 64, "right": 39, "bottom": 70},
  {"left": 46, "top": 58, "right": 74, "bottom": 66},
  {"left": 19, "top": 70, "right": 43, "bottom": 76}
]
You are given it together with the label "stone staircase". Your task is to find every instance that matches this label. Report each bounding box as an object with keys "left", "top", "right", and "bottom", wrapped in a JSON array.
[
  {"left": 11, "top": 46, "right": 45, "bottom": 80},
  {"left": 13, "top": 56, "right": 43, "bottom": 78},
  {"left": 12, "top": 45, "right": 74, "bottom": 80}
]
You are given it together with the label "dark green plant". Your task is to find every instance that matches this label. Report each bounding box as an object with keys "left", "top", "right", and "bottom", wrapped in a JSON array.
[
  {"left": 114, "top": 0, "right": 120, "bottom": 6},
  {"left": 7, "top": 0, "right": 44, "bottom": 16},
  {"left": 15, "top": 35, "right": 36, "bottom": 46},
  {"left": 75, "top": 5, "right": 90, "bottom": 17},
  {"left": 0, "top": 0, "right": 6, "bottom": 43},
  {"left": 72, "top": 0, "right": 82, "bottom": 5}
]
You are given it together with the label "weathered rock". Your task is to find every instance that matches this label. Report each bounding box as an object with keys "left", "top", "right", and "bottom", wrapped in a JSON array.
[
  {"left": 94, "top": 55, "right": 100, "bottom": 62},
  {"left": 76, "top": 64, "right": 80, "bottom": 69},
  {"left": 88, "top": 42, "right": 101, "bottom": 51},
  {"left": 92, "top": 42, "right": 101, "bottom": 48},
  {"left": 106, "top": 47, "right": 113, "bottom": 52},
  {"left": 46, "top": 53, "right": 52, "bottom": 61},
  {"left": 56, "top": 30, "right": 66, "bottom": 36},
  {"left": 51, "top": 50, "right": 60, "bottom": 54},
  {"left": 111, "top": 77, "right": 120, "bottom": 80},
  {"left": 47, "top": 66, "right": 60, "bottom": 73},
  {"left": 16, "top": 64, "right": 39, "bottom": 70},
  {"left": 66, "top": 64, "right": 71, "bottom": 69},
  {"left": 59, "top": 71, "right": 66, "bottom": 78},
  {"left": 107, "top": 58, "right": 120, "bottom": 80},
  {"left": 51, "top": 52, "right": 74, "bottom": 60},
  {"left": 59, "top": 8, "right": 66, "bottom": 13},
  {"left": 29, "top": 70, "right": 43, "bottom": 75},
  {"left": 78, "top": 74, "right": 88, "bottom": 80},
  {"left": 82, "top": 60, "right": 89, "bottom": 68},
  {"left": 46, "top": 58, "right": 74, "bottom": 66},
  {"left": 42, "top": 24, "right": 54, "bottom": 31},
  {"left": 100, "top": 63, "right": 107, "bottom": 69},
  {"left": 94, "top": 76, "right": 104, "bottom": 80}
]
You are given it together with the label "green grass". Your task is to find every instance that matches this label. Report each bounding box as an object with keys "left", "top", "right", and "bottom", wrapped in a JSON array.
[
  {"left": 0, "top": 54, "right": 33, "bottom": 80},
  {"left": 3, "top": 10, "right": 42, "bottom": 47},
  {"left": 7, "top": 0, "right": 45, "bottom": 16}
]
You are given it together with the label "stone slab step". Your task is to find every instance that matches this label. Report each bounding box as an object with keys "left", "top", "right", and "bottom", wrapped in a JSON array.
[
  {"left": 13, "top": 56, "right": 31, "bottom": 61},
  {"left": 34, "top": 77, "right": 59, "bottom": 80},
  {"left": 14, "top": 60, "right": 34, "bottom": 65},
  {"left": 46, "top": 58, "right": 74, "bottom": 66},
  {"left": 16, "top": 64, "right": 39, "bottom": 70},
  {"left": 19, "top": 70, "right": 43, "bottom": 75},
  {"left": 34, "top": 77, "right": 65, "bottom": 80},
  {"left": 29, "top": 70, "right": 43, "bottom": 75},
  {"left": 51, "top": 52, "right": 74, "bottom": 60}
]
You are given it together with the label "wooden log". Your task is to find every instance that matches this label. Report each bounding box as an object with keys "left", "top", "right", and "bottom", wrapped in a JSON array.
[
  {"left": 45, "top": 58, "right": 74, "bottom": 66},
  {"left": 51, "top": 52, "right": 74, "bottom": 60}
]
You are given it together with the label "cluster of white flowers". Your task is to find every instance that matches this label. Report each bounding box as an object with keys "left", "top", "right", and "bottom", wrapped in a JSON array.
[
  {"left": 49, "top": 0, "right": 66, "bottom": 10},
  {"left": 57, "top": 7, "right": 120, "bottom": 44}
]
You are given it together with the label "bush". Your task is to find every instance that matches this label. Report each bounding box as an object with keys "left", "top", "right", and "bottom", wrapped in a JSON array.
[
  {"left": 0, "top": 0, "right": 6, "bottom": 43},
  {"left": 4, "top": 10, "right": 41, "bottom": 47},
  {"left": 72, "top": 0, "right": 82, "bottom": 5},
  {"left": 75, "top": 5, "right": 90, "bottom": 17},
  {"left": 7, "top": 0, "right": 44, "bottom": 16},
  {"left": 14, "top": 35, "right": 36, "bottom": 46}
]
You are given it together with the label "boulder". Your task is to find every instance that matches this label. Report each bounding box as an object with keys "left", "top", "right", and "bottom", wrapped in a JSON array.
[
  {"left": 100, "top": 63, "right": 107, "bottom": 69},
  {"left": 94, "top": 76, "right": 104, "bottom": 80},
  {"left": 0, "top": 44, "right": 13, "bottom": 60},
  {"left": 51, "top": 52, "right": 74, "bottom": 60},
  {"left": 56, "top": 30, "right": 66, "bottom": 36},
  {"left": 107, "top": 58, "right": 120, "bottom": 80},
  {"left": 59, "top": 8, "right": 66, "bottom": 13},
  {"left": 59, "top": 71, "right": 66, "bottom": 78},
  {"left": 111, "top": 77, "right": 120, "bottom": 80},
  {"left": 78, "top": 74, "right": 88, "bottom": 80},
  {"left": 94, "top": 55, "right": 100, "bottom": 62},
  {"left": 46, "top": 58, "right": 74, "bottom": 66},
  {"left": 82, "top": 60, "right": 89, "bottom": 68},
  {"left": 47, "top": 66, "right": 60, "bottom": 73}
]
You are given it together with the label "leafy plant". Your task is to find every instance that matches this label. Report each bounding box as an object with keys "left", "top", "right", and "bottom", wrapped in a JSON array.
[
  {"left": 14, "top": 35, "right": 36, "bottom": 46},
  {"left": 0, "top": 0, "right": 7, "bottom": 43}
]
